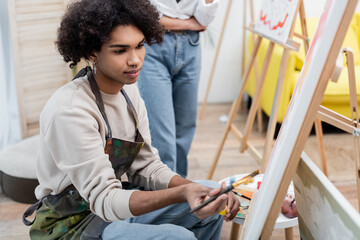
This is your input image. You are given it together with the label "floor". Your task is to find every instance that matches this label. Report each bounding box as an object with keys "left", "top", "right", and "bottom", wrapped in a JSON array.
[{"left": 0, "top": 103, "right": 358, "bottom": 239}]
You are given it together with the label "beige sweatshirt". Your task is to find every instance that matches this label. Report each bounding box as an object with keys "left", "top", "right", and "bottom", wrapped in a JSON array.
[{"left": 34, "top": 75, "right": 177, "bottom": 221}]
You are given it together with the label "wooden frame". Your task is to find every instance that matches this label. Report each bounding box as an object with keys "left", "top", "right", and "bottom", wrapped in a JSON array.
[
  {"left": 241, "top": 0, "right": 358, "bottom": 238},
  {"left": 207, "top": 0, "right": 308, "bottom": 179}
]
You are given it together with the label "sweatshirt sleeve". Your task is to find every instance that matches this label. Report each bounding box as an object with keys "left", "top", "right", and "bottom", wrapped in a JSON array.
[
  {"left": 126, "top": 87, "right": 177, "bottom": 190},
  {"left": 194, "top": 0, "right": 220, "bottom": 26},
  {"left": 43, "top": 106, "right": 136, "bottom": 221}
]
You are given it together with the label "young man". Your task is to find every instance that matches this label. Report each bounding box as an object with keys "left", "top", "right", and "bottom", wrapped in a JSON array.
[{"left": 22, "top": 0, "right": 240, "bottom": 239}]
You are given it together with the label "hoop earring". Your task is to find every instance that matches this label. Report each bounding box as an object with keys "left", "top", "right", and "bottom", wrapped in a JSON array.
[{"left": 93, "top": 62, "right": 97, "bottom": 75}]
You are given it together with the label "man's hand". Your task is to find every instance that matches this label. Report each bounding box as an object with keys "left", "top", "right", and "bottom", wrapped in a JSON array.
[
  {"left": 184, "top": 182, "right": 227, "bottom": 220},
  {"left": 222, "top": 188, "right": 240, "bottom": 221}
]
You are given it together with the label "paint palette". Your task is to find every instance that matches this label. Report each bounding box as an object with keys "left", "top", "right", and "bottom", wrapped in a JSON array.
[{"left": 220, "top": 173, "right": 295, "bottom": 219}]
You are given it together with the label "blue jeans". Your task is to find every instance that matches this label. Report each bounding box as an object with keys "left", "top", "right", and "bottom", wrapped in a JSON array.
[
  {"left": 102, "top": 180, "right": 223, "bottom": 240},
  {"left": 138, "top": 31, "right": 202, "bottom": 178}
]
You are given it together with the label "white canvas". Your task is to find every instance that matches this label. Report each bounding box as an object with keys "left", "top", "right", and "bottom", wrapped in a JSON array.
[
  {"left": 243, "top": 0, "right": 357, "bottom": 238},
  {"left": 254, "top": 0, "right": 299, "bottom": 44}
]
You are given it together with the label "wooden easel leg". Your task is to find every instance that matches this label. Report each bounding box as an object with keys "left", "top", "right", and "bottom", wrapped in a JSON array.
[
  {"left": 230, "top": 222, "right": 241, "bottom": 240},
  {"left": 285, "top": 227, "right": 293, "bottom": 240},
  {"left": 207, "top": 109, "right": 236, "bottom": 179},
  {"left": 262, "top": 49, "right": 291, "bottom": 170},
  {"left": 299, "top": 0, "right": 309, "bottom": 52},
  {"left": 250, "top": 0, "right": 263, "bottom": 134},
  {"left": 207, "top": 85, "right": 250, "bottom": 179},
  {"left": 241, "top": 0, "right": 263, "bottom": 134},
  {"left": 241, "top": 0, "right": 247, "bottom": 75},
  {"left": 256, "top": 104, "right": 264, "bottom": 133},
  {"left": 199, "top": 0, "right": 233, "bottom": 120},
  {"left": 345, "top": 48, "right": 360, "bottom": 211},
  {"left": 240, "top": 42, "right": 275, "bottom": 153},
  {"left": 254, "top": 41, "right": 263, "bottom": 133},
  {"left": 353, "top": 137, "right": 360, "bottom": 211},
  {"left": 207, "top": 36, "right": 263, "bottom": 179},
  {"left": 314, "top": 119, "right": 328, "bottom": 176}
]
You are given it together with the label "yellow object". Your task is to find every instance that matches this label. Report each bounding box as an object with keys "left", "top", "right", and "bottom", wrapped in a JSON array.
[
  {"left": 219, "top": 205, "right": 227, "bottom": 215},
  {"left": 245, "top": 12, "right": 360, "bottom": 122}
]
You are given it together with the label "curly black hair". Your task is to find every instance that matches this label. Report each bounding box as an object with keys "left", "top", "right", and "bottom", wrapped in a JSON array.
[{"left": 56, "top": 0, "right": 164, "bottom": 68}]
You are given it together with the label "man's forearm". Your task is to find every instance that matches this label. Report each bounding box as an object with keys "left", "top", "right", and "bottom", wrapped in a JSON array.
[
  {"left": 168, "top": 175, "right": 192, "bottom": 188},
  {"left": 129, "top": 184, "right": 187, "bottom": 216},
  {"left": 129, "top": 176, "right": 191, "bottom": 216}
]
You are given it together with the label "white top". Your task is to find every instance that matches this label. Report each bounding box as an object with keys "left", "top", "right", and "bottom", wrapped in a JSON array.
[
  {"left": 35, "top": 76, "right": 176, "bottom": 221},
  {"left": 150, "top": 0, "right": 219, "bottom": 26}
]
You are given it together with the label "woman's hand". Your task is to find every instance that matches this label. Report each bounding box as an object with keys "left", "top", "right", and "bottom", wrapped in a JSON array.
[
  {"left": 160, "top": 16, "right": 207, "bottom": 32},
  {"left": 185, "top": 17, "right": 207, "bottom": 32}
]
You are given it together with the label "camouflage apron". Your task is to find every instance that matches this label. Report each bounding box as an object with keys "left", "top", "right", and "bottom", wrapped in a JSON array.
[{"left": 23, "top": 67, "right": 145, "bottom": 239}]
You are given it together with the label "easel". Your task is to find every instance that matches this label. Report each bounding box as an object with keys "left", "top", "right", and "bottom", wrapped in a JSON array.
[
  {"left": 316, "top": 48, "right": 360, "bottom": 210},
  {"left": 240, "top": 1, "right": 358, "bottom": 238},
  {"left": 207, "top": 0, "right": 308, "bottom": 179}
]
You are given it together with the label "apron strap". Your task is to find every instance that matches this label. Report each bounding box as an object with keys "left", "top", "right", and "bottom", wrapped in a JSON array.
[
  {"left": 120, "top": 89, "right": 140, "bottom": 130},
  {"left": 85, "top": 66, "right": 113, "bottom": 139},
  {"left": 22, "top": 200, "right": 42, "bottom": 226},
  {"left": 74, "top": 66, "right": 142, "bottom": 142},
  {"left": 72, "top": 66, "right": 88, "bottom": 80},
  {"left": 120, "top": 89, "right": 142, "bottom": 142},
  {"left": 82, "top": 66, "right": 141, "bottom": 139}
]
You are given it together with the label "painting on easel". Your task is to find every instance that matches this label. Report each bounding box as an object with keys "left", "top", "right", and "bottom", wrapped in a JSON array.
[
  {"left": 295, "top": 152, "right": 360, "bottom": 239},
  {"left": 254, "top": 0, "right": 298, "bottom": 43},
  {"left": 241, "top": 0, "right": 359, "bottom": 239}
]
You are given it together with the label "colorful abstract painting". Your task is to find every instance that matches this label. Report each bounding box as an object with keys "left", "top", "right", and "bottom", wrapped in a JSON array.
[{"left": 254, "top": 0, "right": 299, "bottom": 44}]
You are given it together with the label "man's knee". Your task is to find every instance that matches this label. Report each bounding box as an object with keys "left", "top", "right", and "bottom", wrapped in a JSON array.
[{"left": 161, "top": 224, "right": 196, "bottom": 240}]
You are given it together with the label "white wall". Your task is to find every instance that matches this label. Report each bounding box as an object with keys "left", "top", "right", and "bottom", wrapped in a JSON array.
[{"left": 198, "top": 0, "right": 360, "bottom": 103}]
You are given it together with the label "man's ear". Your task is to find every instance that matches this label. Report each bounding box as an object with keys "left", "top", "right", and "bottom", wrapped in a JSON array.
[{"left": 88, "top": 53, "right": 98, "bottom": 63}]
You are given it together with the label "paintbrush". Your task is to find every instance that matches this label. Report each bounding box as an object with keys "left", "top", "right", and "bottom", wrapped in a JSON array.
[{"left": 189, "top": 169, "right": 260, "bottom": 213}]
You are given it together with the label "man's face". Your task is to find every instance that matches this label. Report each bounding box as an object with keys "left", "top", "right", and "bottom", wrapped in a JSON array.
[{"left": 93, "top": 24, "right": 146, "bottom": 91}]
